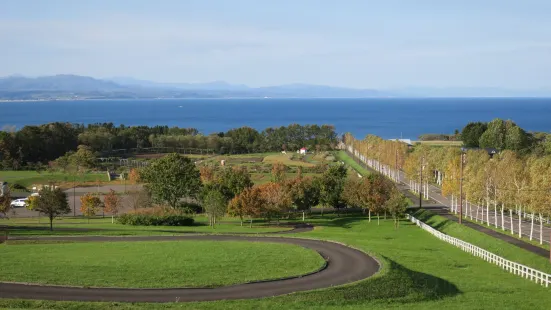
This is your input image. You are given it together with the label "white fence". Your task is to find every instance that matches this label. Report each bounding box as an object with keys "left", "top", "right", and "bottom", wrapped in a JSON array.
[{"left": 407, "top": 214, "right": 551, "bottom": 287}]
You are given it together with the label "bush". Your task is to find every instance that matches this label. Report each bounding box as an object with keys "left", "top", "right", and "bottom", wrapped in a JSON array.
[
  {"left": 118, "top": 207, "right": 194, "bottom": 226},
  {"left": 177, "top": 201, "right": 203, "bottom": 214}
]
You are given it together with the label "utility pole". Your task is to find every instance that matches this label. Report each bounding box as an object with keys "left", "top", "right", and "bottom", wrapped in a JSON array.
[
  {"left": 73, "top": 174, "right": 76, "bottom": 217},
  {"left": 395, "top": 148, "right": 398, "bottom": 183},
  {"left": 459, "top": 153, "right": 465, "bottom": 224},
  {"left": 419, "top": 156, "right": 424, "bottom": 209}
]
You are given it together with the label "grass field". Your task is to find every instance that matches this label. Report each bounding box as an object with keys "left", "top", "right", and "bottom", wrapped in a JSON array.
[
  {"left": 0, "top": 170, "right": 109, "bottom": 189},
  {"left": 2, "top": 216, "right": 294, "bottom": 236},
  {"left": 0, "top": 240, "right": 324, "bottom": 288},
  {"left": 2, "top": 213, "right": 551, "bottom": 309}
]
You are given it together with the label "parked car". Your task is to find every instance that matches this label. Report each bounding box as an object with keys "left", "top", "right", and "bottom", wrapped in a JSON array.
[{"left": 10, "top": 198, "right": 28, "bottom": 208}]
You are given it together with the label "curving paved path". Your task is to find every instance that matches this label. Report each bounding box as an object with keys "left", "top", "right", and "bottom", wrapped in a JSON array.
[{"left": 0, "top": 229, "right": 380, "bottom": 303}]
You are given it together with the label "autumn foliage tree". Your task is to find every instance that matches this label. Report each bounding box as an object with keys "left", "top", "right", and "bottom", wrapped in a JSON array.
[
  {"left": 271, "top": 163, "right": 287, "bottom": 183},
  {"left": 128, "top": 168, "right": 141, "bottom": 184},
  {"left": 103, "top": 189, "right": 123, "bottom": 223},
  {"left": 229, "top": 186, "right": 265, "bottom": 227},
  {"left": 259, "top": 182, "right": 292, "bottom": 224},
  {"left": 80, "top": 193, "right": 102, "bottom": 223}
]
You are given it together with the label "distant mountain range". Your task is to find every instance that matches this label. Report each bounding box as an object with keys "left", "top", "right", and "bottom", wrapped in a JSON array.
[
  {"left": 0, "top": 74, "right": 384, "bottom": 100},
  {"left": 0, "top": 74, "right": 549, "bottom": 100}
]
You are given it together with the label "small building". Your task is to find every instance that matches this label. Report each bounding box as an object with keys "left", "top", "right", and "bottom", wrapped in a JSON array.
[
  {"left": 299, "top": 147, "right": 308, "bottom": 155},
  {"left": 389, "top": 138, "right": 413, "bottom": 146}
]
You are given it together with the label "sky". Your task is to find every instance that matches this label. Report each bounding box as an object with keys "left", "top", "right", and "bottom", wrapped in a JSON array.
[{"left": 1, "top": 0, "right": 550, "bottom": 89}]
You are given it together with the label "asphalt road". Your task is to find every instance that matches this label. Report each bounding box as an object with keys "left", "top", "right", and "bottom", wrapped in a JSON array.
[{"left": 0, "top": 233, "right": 380, "bottom": 302}]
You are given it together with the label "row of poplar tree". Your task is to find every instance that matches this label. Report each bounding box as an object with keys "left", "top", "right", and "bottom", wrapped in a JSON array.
[{"left": 345, "top": 132, "right": 551, "bottom": 244}]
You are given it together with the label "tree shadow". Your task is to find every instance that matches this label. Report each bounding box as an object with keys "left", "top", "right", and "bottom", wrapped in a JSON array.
[
  {"left": 297, "top": 257, "right": 461, "bottom": 305},
  {"left": 306, "top": 214, "right": 368, "bottom": 229}
]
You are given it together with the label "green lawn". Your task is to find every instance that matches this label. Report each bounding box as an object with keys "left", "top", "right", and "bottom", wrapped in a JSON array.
[
  {"left": 0, "top": 240, "right": 325, "bottom": 288},
  {"left": 1, "top": 214, "right": 550, "bottom": 309},
  {"left": 2, "top": 216, "right": 294, "bottom": 236},
  {"left": 0, "top": 170, "right": 108, "bottom": 188}
]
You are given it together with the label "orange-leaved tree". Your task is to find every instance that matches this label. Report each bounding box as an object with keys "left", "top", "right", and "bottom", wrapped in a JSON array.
[
  {"left": 80, "top": 193, "right": 102, "bottom": 223},
  {"left": 271, "top": 163, "right": 287, "bottom": 183},
  {"left": 259, "top": 182, "right": 292, "bottom": 224},
  {"left": 129, "top": 168, "right": 141, "bottom": 184},
  {"left": 103, "top": 189, "right": 123, "bottom": 223},
  {"left": 231, "top": 186, "right": 265, "bottom": 227}
]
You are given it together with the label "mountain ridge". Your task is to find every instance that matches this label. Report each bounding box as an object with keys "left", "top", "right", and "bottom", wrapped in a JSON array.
[{"left": 1, "top": 74, "right": 549, "bottom": 100}]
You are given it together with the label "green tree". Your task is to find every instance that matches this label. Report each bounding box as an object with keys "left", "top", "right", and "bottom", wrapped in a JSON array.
[
  {"left": 140, "top": 153, "right": 201, "bottom": 209},
  {"left": 70, "top": 145, "right": 96, "bottom": 170},
  {"left": 385, "top": 190, "right": 409, "bottom": 228},
  {"left": 33, "top": 187, "right": 70, "bottom": 231},
  {"left": 216, "top": 166, "right": 253, "bottom": 198},
  {"left": 504, "top": 123, "right": 530, "bottom": 152},
  {"left": 319, "top": 165, "right": 347, "bottom": 209},
  {"left": 461, "top": 122, "right": 487, "bottom": 147},
  {"left": 286, "top": 176, "right": 320, "bottom": 221},
  {"left": 202, "top": 188, "right": 227, "bottom": 227}
]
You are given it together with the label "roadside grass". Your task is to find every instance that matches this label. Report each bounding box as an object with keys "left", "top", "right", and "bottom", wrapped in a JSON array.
[
  {"left": 0, "top": 170, "right": 109, "bottom": 189},
  {"left": 335, "top": 150, "right": 370, "bottom": 176},
  {"left": 0, "top": 240, "right": 325, "bottom": 288},
  {"left": 1, "top": 215, "right": 550, "bottom": 309},
  {"left": 411, "top": 209, "right": 551, "bottom": 274},
  {"left": 443, "top": 210, "right": 551, "bottom": 251}
]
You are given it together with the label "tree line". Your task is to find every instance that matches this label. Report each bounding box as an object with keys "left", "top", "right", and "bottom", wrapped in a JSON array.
[
  {"left": 460, "top": 119, "right": 551, "bottom": 155},
  {"left": 0, "top": 122, "right": 337, "bottom": 169},
  {"left": 345, "top": 124, "right": 551, "bottom": 243}
]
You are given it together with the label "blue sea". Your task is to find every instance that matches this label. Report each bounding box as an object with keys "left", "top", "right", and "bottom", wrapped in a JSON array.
[{"left": 1, "top": 98, "right": 550, "bottom": 140}]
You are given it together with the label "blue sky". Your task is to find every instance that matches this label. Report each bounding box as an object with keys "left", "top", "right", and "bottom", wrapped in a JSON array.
[{"left": 1, "top": 0, "right": 550, "bottom": 89}]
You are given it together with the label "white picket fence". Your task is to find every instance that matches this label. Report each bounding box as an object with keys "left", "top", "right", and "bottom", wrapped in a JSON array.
[{"left": 407, "top": 214, "right": 551, "bottom": 287}]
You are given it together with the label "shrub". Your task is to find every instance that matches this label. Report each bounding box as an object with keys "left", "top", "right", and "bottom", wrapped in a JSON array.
[{"left": 118, "top": 207, "right": 194, "bottom": 226}]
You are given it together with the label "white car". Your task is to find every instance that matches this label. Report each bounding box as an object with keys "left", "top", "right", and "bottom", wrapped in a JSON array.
[{"left": 10, "top": 198, "right": 28, "bottom": 208}]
